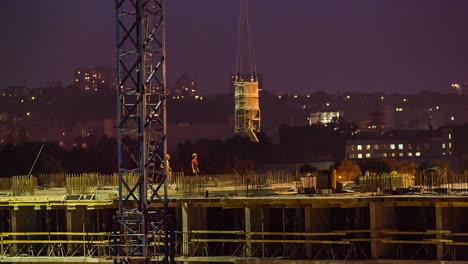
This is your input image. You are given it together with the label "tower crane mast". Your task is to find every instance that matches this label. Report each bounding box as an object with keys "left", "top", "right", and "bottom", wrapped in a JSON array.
[{"left": 114, "top": 0, "right": 173, "bottom": 263}]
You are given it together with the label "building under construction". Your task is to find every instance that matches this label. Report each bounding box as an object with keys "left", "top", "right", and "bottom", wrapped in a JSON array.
[
  {"left": 4, "top": 0, "right": 468, "bottom": 263},
  {"left": 1, "top": 172, "right": 468, "bottom": 263}
]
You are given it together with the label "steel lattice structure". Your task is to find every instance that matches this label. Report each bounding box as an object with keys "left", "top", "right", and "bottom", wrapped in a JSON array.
[{"left": 114, "top": 0, "right": 173, "bottom": 263}]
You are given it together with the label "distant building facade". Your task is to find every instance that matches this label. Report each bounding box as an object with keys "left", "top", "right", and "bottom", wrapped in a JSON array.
[
  {"left": 309, "top": 111, "right": 343, "bottom": 126},
  {"left": 1, "top": 86, "right": 28, "bottom": 97},
  {"left": 74, "top": 66, "right": 115, "bottom": 92},
  {"left": 345, "top": 129, "right": 453, "bottom": 161},
  {"left": 104, "top": 119, "right": 117, "bottom": 139},
  {"left": 172, "top": 74, "right": 199, "bottom": 99},
  {"left": 279, "top": 125, "right": 346, "bottom": 162}
]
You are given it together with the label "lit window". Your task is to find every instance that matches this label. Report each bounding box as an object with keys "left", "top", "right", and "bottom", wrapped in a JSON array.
[
  {"left": 443, "top": 152, "right": 446, "bottom": 156},
  {"left": 398, "top": 144, "right": 404, "bottom": 150},
  {"left": 357, "top": 145, "right": 362, "bottom": 151},
  {"left": 408, "top": 152, "right": 413, "bottom": 157},
  {"left": 399, "top": 153, "right": 404, "bottom": 157},
  {"left": 382, "top": 153, "right": 388, "bottom": 157},
  {"left": 390, "top": 144, "right": 395, "bottom": 150},
  {"left": 366, "top": 153, "right": 371, "bottom": 158},
  {"left": 366, "top": 145, "right": 371, "bottom": 150},
  {"left": 451, "top": 116, "right": 455, "bottom": 121},
  {"left": 415, "top": 152, "right": 421, "bottom": 157},
  {"left": 374, "top": 144, "right": 379, "bottom": 150},
  {"left": 449, "top": 142, "right": 452, "bottom": 148},
  {"left": 449, "top": 133, "right": 452, "bottom": 139},
  {"left": 357, "top": 153, "right": 363, "bottom": 159},
  {"left": 391, "top": 153, "right": 396, "bottom": 157},
  {"left": 349, "top": 154, "right": 355, "bottom": 159},
  {"left": 442, "top": 143, "right": 446, "bottom": 149}
]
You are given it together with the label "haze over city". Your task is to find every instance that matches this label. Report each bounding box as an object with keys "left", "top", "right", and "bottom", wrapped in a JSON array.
[{"left": 2, "top": 0, "right": 468, "bottom": 94}]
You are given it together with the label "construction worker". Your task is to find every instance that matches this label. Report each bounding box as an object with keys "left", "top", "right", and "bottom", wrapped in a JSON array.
[
  {"left": 166, "top": 154, "right": 172, "bottom": 184},
  {"left": 191, "top": 153, "right": 200, "bottom": 176}
]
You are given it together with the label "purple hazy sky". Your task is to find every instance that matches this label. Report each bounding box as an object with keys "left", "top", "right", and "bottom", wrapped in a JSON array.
[{"left": 2, "top": 0, "right": 468, "bottom": 94}]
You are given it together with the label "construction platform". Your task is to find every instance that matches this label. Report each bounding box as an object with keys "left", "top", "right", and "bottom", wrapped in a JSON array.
[{"left": 1, "top": 172, "right": 468, "bottom": 263}]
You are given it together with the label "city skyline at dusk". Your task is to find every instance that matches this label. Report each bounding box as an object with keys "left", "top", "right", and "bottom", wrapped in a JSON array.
[
  {"left": 2, "top": 0, "right": 468, "bottom": 94},
  {"left": 4, "top": 3, "right": 468, "bottom": 262}
]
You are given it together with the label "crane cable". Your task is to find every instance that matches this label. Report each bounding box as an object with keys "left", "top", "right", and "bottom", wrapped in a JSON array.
[
  {"left": 235, "top": 0, "right": 257, "bottom": 82},
  {"left": 245, "top": 1, "right": 257, "bottom": 82},
  {"left": 235, "top": 0, "right": 244, "bottom": 81}
]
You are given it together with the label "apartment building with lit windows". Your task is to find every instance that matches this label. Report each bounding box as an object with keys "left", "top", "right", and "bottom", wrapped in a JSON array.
[
  {"left": 73, "top": 66, "right": 115, "bottom": 92},
  {"left": 345, "top": 129, "right": 452, "bottom": 161}
]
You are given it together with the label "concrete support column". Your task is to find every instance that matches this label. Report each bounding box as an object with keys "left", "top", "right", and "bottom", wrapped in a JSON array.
[
  {"left": 370, "top": 201, "right": 395, "bottom": 259},
  {"left": 182, "top": 203, "right": 189, "bottom": 264},
  {"left": 435, "top": 206, "right": 446, "bottom": 260},
  {"left": 66, "top": 207, "right": 85, "bottom": 254},
  {"left": 66, "top": 207, "right": 85, "bottom": 233},
  {"left": 251, "top": 207, "right": 268, "bottom": 258},
  {"left": 10, "top": 207, "right": 38, "bottom": 255},
  {"left": 181, "top": 203, "right": 208, "bottom": 262},
  {"left": 244, "top": 207, "right": 252, "bottom": 257},
  {"left": 304, "top": 207, "right": 330, "bottom": 258},
  {"left": 246, "top": 207, "right": 265, "bottom": 257},
  {"left": 11, "top": 207, "right": 37, "bottom": 232}
]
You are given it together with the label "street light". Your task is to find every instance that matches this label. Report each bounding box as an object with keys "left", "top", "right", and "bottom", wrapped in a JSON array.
[{"left": 452, "top": 82, "right": 468, "bottom": 95}]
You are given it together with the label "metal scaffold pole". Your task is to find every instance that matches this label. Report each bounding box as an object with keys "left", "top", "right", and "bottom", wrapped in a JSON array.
[{"left": 114, "top": 0, "right": 172, "bottom": 263}]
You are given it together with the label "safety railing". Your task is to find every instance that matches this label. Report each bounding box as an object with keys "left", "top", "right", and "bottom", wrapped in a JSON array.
[
  {"left": 1, "top": 229, "right": 468, "bottom": 261},
  {"left": 0, "top": 232, "right": 110, "bottom": 257}
]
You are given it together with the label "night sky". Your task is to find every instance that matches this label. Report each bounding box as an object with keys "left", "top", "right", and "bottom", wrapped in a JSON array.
[{"left": 2, "top": 0, "right": 468, "bottom": 94}]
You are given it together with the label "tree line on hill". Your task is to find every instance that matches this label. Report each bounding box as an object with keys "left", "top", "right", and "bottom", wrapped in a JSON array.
[
  {"left": 3, "top": 122, "right": 468, "bottom": 178},
  {"left": 0, "top": 132, "right": 281, "bottom": 177}
]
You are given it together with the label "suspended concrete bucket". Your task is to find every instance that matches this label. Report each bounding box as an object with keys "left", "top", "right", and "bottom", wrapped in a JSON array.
[{"left": 234, "top": 80, "right": 261, "bottom": 142}]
